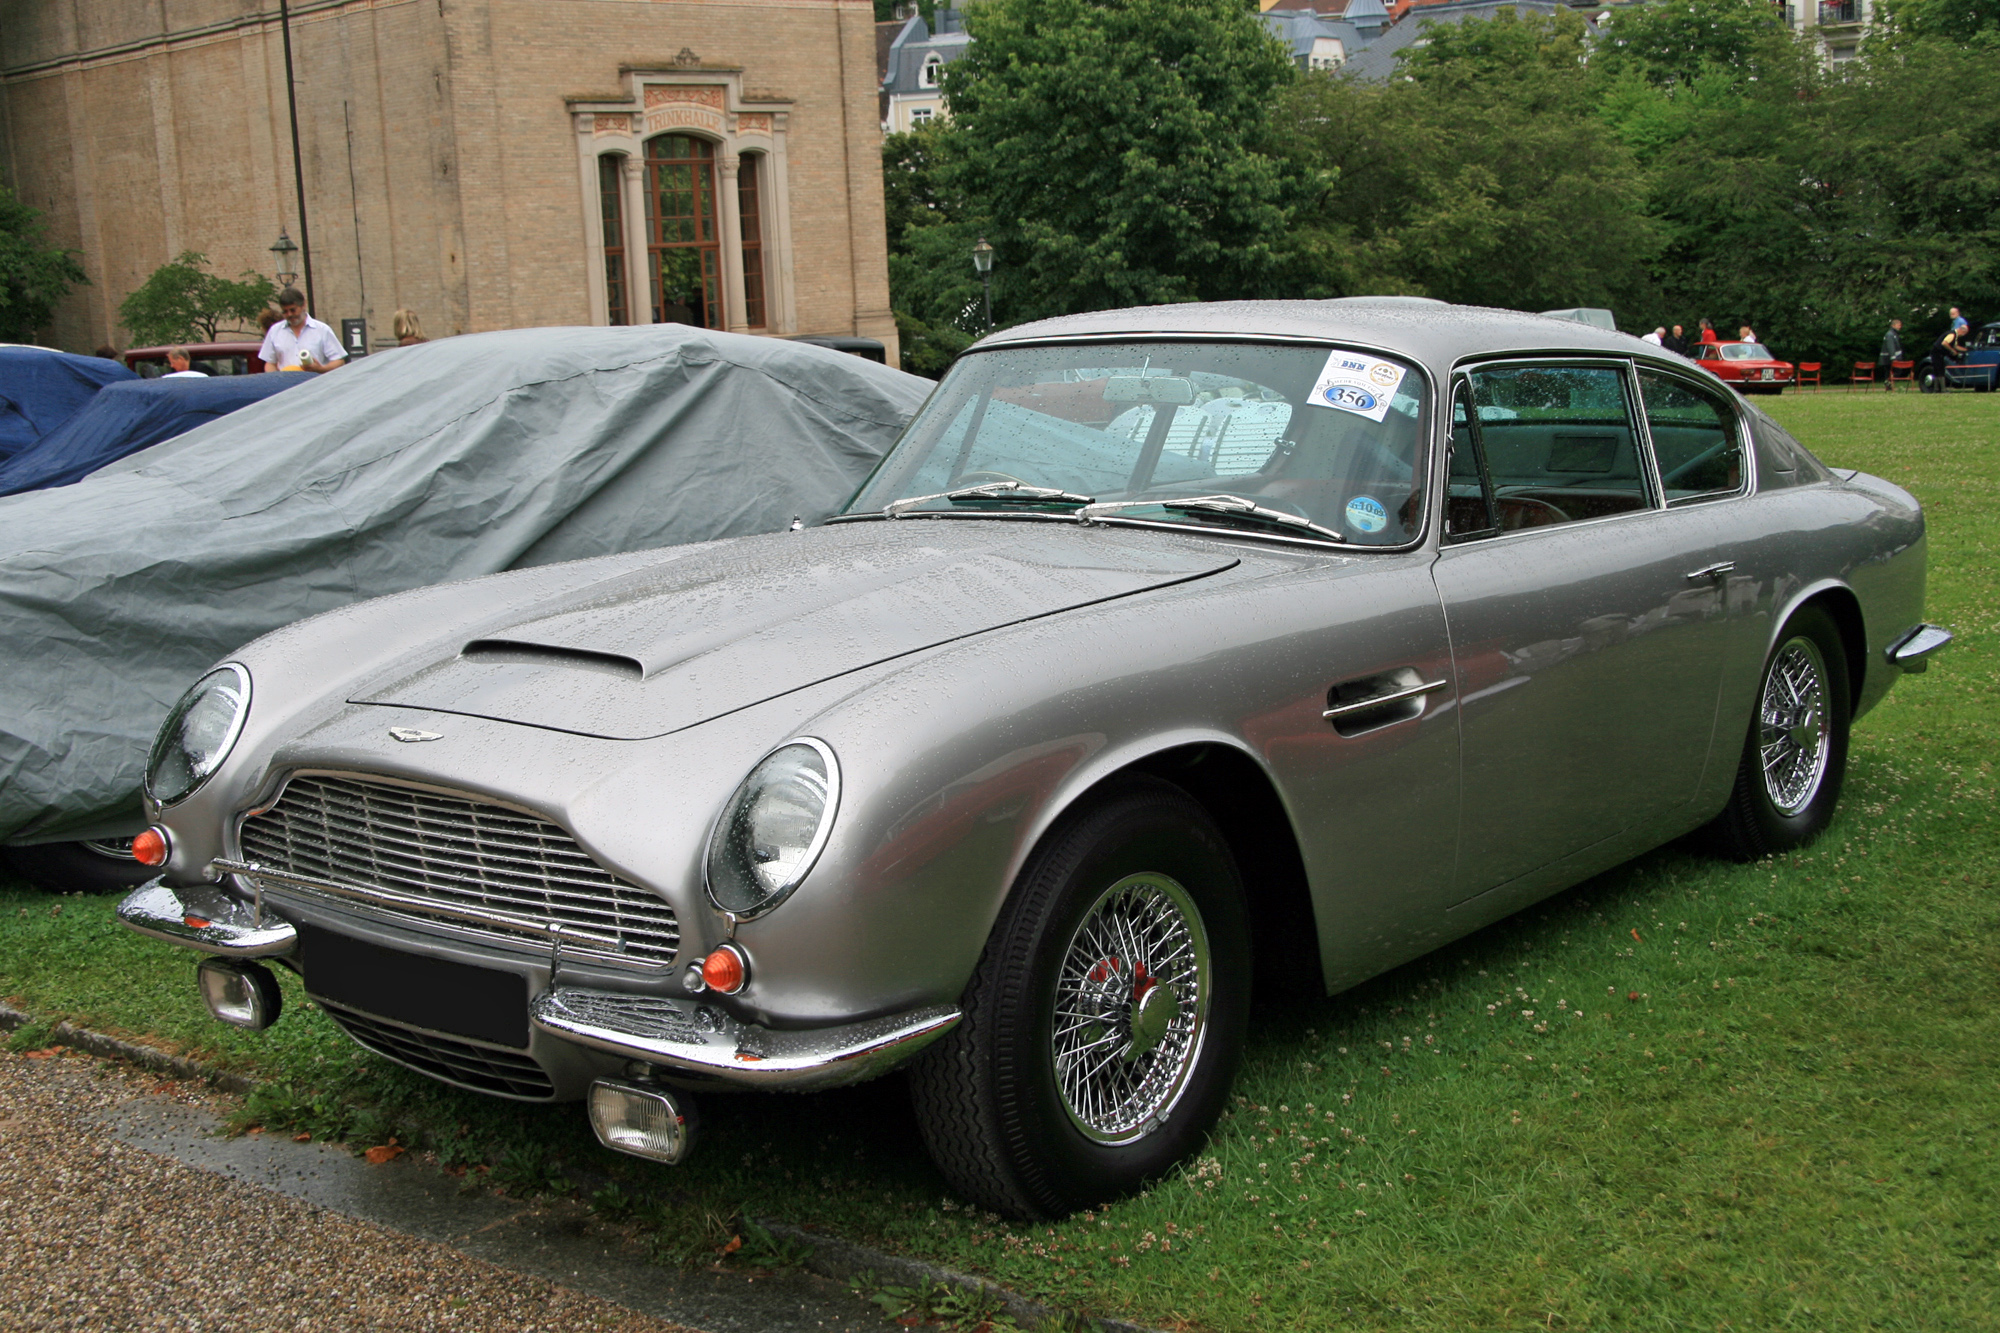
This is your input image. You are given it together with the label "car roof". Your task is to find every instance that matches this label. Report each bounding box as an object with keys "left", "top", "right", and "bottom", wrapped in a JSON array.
[{"left": 972, "top": 298, "right": 1655, "bottom": 368}]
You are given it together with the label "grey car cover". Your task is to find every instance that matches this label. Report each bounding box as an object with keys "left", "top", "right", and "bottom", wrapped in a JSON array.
[{"left": 0, "top": 324, "right": 932, "bottom": 844}]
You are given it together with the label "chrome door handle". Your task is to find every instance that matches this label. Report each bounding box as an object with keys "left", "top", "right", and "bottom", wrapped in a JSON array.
[
  {"left": 1322, "top": 678, "right": 1449, "bottom": 721},
  {"left": 1685, "top": 561, "right": 1736, "bottom": 582}
]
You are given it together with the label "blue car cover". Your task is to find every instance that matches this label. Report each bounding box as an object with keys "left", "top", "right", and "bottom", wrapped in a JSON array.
[
  {"left": 0, "top": 347, "right": 137, "bottom": 462},
  {"left": 0, "top": 374, "right": 304, "bottom": 496}
]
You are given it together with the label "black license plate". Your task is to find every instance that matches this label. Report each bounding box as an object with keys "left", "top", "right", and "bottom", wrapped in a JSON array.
[{"left": 302, "top": 923, "right": 529, "bottom": 1049}]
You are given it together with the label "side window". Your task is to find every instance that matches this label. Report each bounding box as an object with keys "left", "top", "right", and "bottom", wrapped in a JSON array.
[
  {"left": 1638, "top": 370, "right": 1742, "bottom": 502},
  {"left": 1459, "top": 364, "right": 1652, "bottom": 530}
]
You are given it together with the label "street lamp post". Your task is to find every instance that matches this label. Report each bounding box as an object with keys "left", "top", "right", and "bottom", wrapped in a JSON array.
[
  {"left": 270, "top": 231, "right": 301, "bottom": 290},
  {"left": 971, "top": 236, "right": 994, "bottom": 332}
]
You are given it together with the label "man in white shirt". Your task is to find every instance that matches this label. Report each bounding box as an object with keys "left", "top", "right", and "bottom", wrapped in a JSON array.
[
  {"left": 161, "top": 347, "right": 206, "bottom": 378},
  {"left": 258, "top": 288, "right": 346, "bottom": 373},
  {"left": 1642, "top": 328, "right": 1665, "bottom": 347}
]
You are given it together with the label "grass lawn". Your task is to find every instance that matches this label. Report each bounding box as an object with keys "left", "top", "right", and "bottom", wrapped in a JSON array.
[{"left": 4, "top": 391, "right": 1996, "bottom": 1331}]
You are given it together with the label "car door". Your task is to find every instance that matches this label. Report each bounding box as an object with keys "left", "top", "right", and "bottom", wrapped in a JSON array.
[{"left": 1433, "top": 359, "right": 1734, "bottom": 905}]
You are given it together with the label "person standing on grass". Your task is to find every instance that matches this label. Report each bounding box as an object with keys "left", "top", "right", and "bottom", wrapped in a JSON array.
[
  {"left": 1663, "top": 325, "right": 1688, "bottom": 355},
  {"left": 1698, "top": 319, "right": 1720, "bottom": 346},
  {"left": 258, "top": 288, "right": 345, "bottom": 374},
  {"left": 1879, "top": 319, "right": 1904, "bottom": 391},
  {"left": 1642, "top": 327, "right": 1665, "bottom": 347},
  {"left": 1951, "top": 307, "right": 1969, "bottom": 335},
  {"left": 1926, "top": 324, "right": 1968, "bottom": 393}
]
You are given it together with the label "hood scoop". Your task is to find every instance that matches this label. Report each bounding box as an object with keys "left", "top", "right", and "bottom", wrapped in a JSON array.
[
  {"left": 357, "top": 525, "right": 1237, "bottom": 740},
  {"left": 459, "top": 639, "right": 644, "bottom": 681}
]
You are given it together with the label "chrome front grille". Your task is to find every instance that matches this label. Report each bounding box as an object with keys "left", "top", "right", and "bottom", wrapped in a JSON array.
[{"left": 237, "top": 774, "right": 679, "bottom": 967}]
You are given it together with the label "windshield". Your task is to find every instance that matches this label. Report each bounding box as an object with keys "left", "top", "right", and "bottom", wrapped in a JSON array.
[
  {"left": 1718, "top": 343, "right": 1774, "bottom": 361},
  {"left": 844, "top": 341, "right": 1429, "bottom": 546}
]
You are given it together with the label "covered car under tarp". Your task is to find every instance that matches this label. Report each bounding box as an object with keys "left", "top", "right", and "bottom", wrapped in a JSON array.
[
  {"left": 0, "top": 325, "right": 932, "bottom": 845},
  {"left": 0, "top": 347, "right": 137, "bottom": 463},
  {"left": 0, "top": 374, "right": 304, "bottom": 496}
]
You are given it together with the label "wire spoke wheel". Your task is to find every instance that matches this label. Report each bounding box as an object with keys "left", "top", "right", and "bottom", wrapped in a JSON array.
[
  {"left": 1050, "top": 872, "right": 1210, "bottom": 1145},
  {"left": 1758, "top": 635, "right": 1830, "bottom": 816}
]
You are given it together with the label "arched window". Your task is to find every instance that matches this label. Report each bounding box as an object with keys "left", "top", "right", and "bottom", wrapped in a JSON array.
[
  {"left": 738, "top": 152, "right": 769, "bottom": 330},
  {"left": 598, "top": 154, "right": 629, "bottom": 326},
  {"left": 644, "top": 133, "right": 724, "bottom": 328},
  {"left": 919, "top": 54, "right": 942, "bottom": 88}
]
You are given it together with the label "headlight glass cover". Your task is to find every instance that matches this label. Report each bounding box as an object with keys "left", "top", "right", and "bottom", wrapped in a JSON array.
[
  {"left": 705, "top": 739, "right": 839, "bottom": 917},
  {"left": 145, "top": 664, "right": 252, "bottom": 807}
]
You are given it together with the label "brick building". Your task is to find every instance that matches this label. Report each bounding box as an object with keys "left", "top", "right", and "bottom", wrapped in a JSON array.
[{"left": 0, "top": 0, "right": 896, "bottom": 361}]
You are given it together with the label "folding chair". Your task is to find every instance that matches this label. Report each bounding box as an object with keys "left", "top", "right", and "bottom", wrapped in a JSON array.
[
  {"left": 1890, "top": 360, "right": 1916, "bottom": 389},
  {"left": 1850, "top": 361, "right": 1875, "bottom": 391},
  {"left": 1796, "top": 362, "right": 1821, "bottom": 390}
]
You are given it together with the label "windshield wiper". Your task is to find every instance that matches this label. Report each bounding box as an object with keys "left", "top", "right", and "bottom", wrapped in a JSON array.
[
  {"left": 884, "top": 481, "right": 1095, "bottom": 518},
  {"left": 1077, "top": 494, "right": 1349, "bottom": 543}
]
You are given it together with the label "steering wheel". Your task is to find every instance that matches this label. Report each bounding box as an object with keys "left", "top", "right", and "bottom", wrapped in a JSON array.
[
  {"left": 951, "top": 470, "right": 1028, "bottom": 489},
  {"left": 1662, "top": 440, "right": 1733, "bottom": 488},
  {"left": 1495, "top": 495, "right": 1571, "bottom": 530}
]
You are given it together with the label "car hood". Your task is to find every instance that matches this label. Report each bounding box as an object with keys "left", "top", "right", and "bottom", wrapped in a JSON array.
[{"left": 355, "top": 520, "right": 1238, "bottom": 739}]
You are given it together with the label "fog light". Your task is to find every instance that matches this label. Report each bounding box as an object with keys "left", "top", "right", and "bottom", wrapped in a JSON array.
[
  {"left": 132, "top": 826, "right": 170, "bottom": 867},
  {"left": 700, "top": 943, "right": 748, "bottom": 994},
  {"left": 588, "top": 1079, "right": 697, "bottom": 1164},
  {"left": 196, "top": 957, "right": 282, "bottom": 1030}
]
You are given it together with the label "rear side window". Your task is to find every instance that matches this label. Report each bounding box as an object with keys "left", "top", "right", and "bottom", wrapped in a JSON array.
[{"left": 1638, "top": 371, "right": 1742, "bottom": 503}]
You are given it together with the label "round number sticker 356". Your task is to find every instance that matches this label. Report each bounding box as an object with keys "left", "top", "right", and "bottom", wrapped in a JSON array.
[{"left": 1309, "top": 351, "right": 1407, "bottom": 423}]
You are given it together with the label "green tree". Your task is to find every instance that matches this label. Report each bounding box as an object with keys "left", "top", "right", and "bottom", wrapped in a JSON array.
[
  {"left": 0, "top": 187, "right": 86, "bottom": 344},
  {"left": 1594, "top": 0, "right": 1808, "bottom": 90},
  {"left": 1879, "top": 0, "right": 2000, "bottom": 41},
  {"left": 118, "top": 251, "right": 275, "bottom": 345},
  {"left": 931, "top": 0, "right": 1301, "bottom": 323},
  {"left": 1277, "top": 8, "right": 1659, "bottom": 311}
]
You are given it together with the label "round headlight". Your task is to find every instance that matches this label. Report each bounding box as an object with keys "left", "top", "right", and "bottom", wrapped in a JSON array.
[
  {"left": 145, "top": 664, "right": 252, "bottom": 807},
  {"left": 704, "top": 738, "right": 839, "bottom": 918}
]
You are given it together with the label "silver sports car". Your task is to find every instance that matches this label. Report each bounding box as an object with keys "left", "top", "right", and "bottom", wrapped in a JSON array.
[{"left": 118, "top": 299, "right": 1949, "bottom": 1219}]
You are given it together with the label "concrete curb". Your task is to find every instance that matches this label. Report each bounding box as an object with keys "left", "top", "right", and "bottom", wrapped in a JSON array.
[{"left": 0, "top": 1003, "right": 1165, "bottom": 1333}]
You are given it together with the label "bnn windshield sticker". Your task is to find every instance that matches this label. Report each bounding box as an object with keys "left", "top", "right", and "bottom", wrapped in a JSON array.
[{"left": 1308, "top": 351, "right": 1407, "bottom": 422}]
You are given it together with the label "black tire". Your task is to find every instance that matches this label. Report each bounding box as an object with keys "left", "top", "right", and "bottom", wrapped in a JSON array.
[
  {"left": 1701, "top": 606, "right": 1851, "bottom": 860},
  {"left": 0, "top": 838, "right": 155, "bottom": 894},
  {"left": 909, "top": 778, "right": 1251, "bottom": 1219}
]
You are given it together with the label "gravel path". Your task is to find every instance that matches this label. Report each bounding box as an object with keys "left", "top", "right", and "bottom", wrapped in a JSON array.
[{"left": 0, "top": 1047, "right": 695, "bottom": 1332}]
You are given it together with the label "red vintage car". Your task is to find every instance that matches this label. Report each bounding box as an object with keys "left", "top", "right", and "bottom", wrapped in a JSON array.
[
  {"left": 1693, "top": 340, "right": 1795, "bottom": 394},
  {"left": 125, "top": 341, "right": 266, "bottom": 377}
]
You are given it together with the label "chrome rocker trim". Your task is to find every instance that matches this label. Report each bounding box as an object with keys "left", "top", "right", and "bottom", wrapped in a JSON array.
[
  {"left": 116, "top": 877, "right": 299, "bottom": 957},
  {"left": 530, "top": 987, "right": 962, "bottom": 1091},
  {"left": 1887, "top": 623, "right": 1953, "bottom": 673}
]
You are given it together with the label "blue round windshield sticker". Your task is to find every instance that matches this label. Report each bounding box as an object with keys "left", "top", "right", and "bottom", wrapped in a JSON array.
[
  {"left": 1345, "top": 495, "right": 1388, "bottom": 533},
  {"left": 1323, "top": 385, "right": 1377, "bottom": 413}
]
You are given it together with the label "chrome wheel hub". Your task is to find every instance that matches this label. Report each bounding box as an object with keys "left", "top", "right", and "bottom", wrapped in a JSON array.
[
  {"left": 1051, "top": 873, "right": 1210, "bottom": 1144},
  {"left": 1759, "top": 636, "right": 1830, "bottom": 816}
]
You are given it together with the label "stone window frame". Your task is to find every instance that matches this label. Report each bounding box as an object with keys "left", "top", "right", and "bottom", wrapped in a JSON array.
[{"left": 569, "top": 69, "right": 797, "bottom": 334}]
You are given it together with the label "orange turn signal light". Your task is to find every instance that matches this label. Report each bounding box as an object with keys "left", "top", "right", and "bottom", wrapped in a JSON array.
[
  {"left": 132, "top": 827, "right": 170, "bottom": 867},
  {"left": 700, "top": 944, "right": 748, "bottom": 995}
]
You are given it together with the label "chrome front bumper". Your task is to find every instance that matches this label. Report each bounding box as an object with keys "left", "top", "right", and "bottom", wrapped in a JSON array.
[
  {"left": 531, "top": 987, "right": 960, "bottom": 1092},
  {"left": 117, "top": 878, "right": 960, "bottom": 1092}
]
